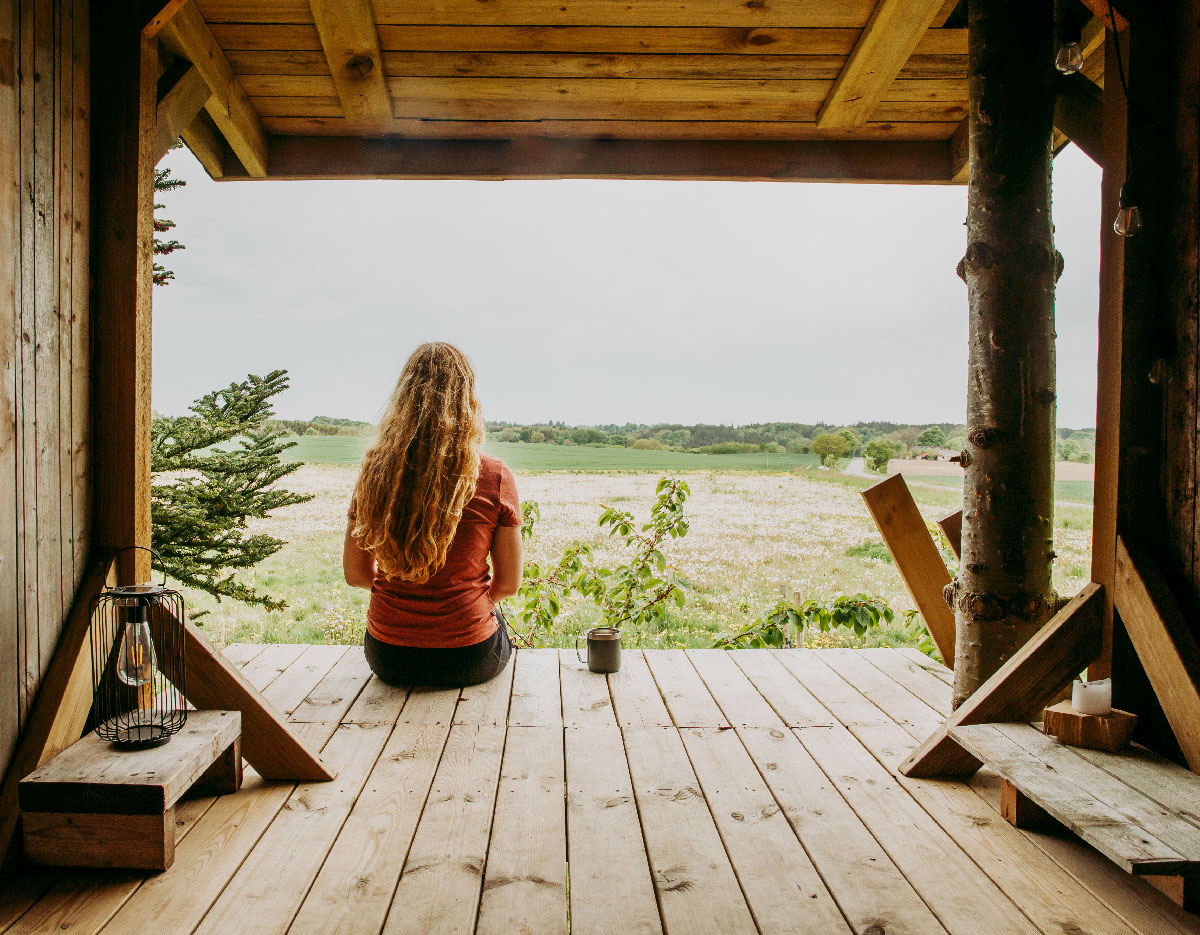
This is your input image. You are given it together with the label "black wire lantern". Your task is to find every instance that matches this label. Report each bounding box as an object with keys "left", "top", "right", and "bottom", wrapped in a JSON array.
[{"left": 90, "top": 547, "right": 187, "bottom": 750}]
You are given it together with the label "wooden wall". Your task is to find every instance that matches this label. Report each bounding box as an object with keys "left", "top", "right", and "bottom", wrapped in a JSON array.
[{"left": 0, "top": 0, "right": 90, "bottom": 782}]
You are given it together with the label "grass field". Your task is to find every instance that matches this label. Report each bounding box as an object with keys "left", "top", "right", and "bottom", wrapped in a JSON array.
[
  {"left": 184, "top": 462, "right": 1094, "bottom": 653},
  {"left": 897, "top": 472, "right": 1094, "bottom": 505},
  {"left": 279, "top": 436, "right": 818, "bottom": 472}
]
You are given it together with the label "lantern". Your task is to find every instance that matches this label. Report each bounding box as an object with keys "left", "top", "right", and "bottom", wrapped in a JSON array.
[{"left": 90, "top": 548, "right": 187, "bottom": 749}]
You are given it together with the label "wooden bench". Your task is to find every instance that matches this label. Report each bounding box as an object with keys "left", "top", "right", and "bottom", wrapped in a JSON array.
[
  {"left": 951, "top": 721, "right": 1200, "bottom": 910},
  {"left": 19, "top": 709, "right": 242, "bottom": 871}
]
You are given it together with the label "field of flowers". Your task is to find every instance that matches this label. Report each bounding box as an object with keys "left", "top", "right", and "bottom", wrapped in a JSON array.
[{"left": 184, "top": 464, "right": 1093, "bottom": 651}]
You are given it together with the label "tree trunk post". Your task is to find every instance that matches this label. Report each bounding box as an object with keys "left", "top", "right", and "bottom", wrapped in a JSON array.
[{"left": 949, "top": 0, "right": 1060, "bottom": 708}]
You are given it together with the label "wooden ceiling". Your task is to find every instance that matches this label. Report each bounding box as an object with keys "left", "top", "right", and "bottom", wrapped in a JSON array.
[{"left": 147, "top": 0, "right": 1106, "bottom": 183}]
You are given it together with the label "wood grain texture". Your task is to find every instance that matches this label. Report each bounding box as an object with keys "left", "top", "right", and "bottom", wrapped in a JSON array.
[
  {"left": 861, "top": 474, "right": 956, "bottom": 663},
  {"left": 641, "top": 649, "right": 729, "bottom": 727},
  {"left": 506, "top": 647, "right": 561, "bottom": 727},
  {"left": 817, "top": 0, "right": 948, "bottom": 127},
  {"left": 623, "top": 726, "right": 756, "bottom": 934},
  {"left": 381, "top": 724, "right": 507, "bottom": 935},
  {"left": 951, "top": 723, "right": 1195, "bottom": 874},
  {"left": 1042, "top": 700, "right": 1138, "bottom": 752},
  {"left": 900, "top": 582, "right": 1104, "bottom": 778},
  {"left": 148, "top": 0, "right": 267, "bottom": 176},
  {"left": 19, "top": 709, "right": 240, "bottom": 813},
  {"left": 308, "top": 0, "right": 391, "bottom": 132},
  {"left": 477, "top": 725, "right": 567, "bottom": 935},
  {"left": 154, "top": 64, "right": 211, "bottom": 163},
  {"left": 1115, "top": 537, "right": 1200, "bottom": 771},
  {"left": 607, "top": 649, "right": 672, "bottom": 727},
  {"left": 938, "top": 508, "right": 962, "bottom": 559},
  {"left": 22, "top": 809, "right": 175, "bottom": 871},
  {"left": 290, "top": 689, "right": 454, "bottom": 935},
  {"left": 217, "top": 135, "right": 958, "bottom": 183}
]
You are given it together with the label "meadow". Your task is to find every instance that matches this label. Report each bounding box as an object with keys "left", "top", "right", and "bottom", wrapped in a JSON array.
[{"left": 184, "top": 447, "right": 1095, "bottom": 654}]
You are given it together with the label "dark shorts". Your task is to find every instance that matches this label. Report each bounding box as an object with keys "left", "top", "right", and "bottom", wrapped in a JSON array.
[{"left": 363, "top": 609, "right": 513, "bottom": 688}]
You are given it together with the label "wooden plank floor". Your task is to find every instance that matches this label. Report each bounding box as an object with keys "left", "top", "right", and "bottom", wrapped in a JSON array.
[{"left": 4, "top": 647, "right": 1199, "bottom": 935}]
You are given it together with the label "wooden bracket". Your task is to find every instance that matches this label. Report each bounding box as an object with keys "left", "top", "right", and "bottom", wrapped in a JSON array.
[
  {"left": 861, "top": 474, "right": 956, "bottom": 666},
  {"left": 899, "top": 582, "right": 1104, "bottom": 778},
  {"left": 1114, "top": 537, "right": 1200, "bottom": 771},
  {"left": 154, "top": 62, "right": 211, "bottom": 164},
  {"left": 937, "top": 509, "right": 962, "bottom": 560}
]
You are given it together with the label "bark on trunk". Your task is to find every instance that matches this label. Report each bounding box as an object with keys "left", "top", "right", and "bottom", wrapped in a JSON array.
[{"left": 949, "top": 0, "right": 1059, "bottom": 709}]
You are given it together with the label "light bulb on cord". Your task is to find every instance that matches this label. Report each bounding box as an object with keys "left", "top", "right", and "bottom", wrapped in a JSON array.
[
  {"left": 1055, "top": 42, "right": 1084, "bottom": 74},
  {"left": 1114, "top": 180, "right": 1143, "bottom": 237}
]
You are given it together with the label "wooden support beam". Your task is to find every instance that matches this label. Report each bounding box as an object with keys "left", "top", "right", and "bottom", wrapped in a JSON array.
[
  {"left": 816, "top": 0, "right": 949, "bottom": 128},
  {"left": 1114, "top": 538, "right": 1200, "bottom": 771},
  {"left": 155, "top": 605, "right": 335, "bottom": 781},
  {"left": 1054, "top": 72, "right": 1103, "bottom": 165},
  {"left": 1089, "top": 32, "right": 1127, "bottom": 680},
  {"left": 91, "top": 8, "right": 157, "bottom": 586},
  {"left": 309, "top": 0, "right": 392, "bottom": 134},
  {"left": 154, "top": 63, "right": 211, "bottom": 164},
  {"left": 899, "top": 582, "right": 1104, "bottom": 778},
  {"left": 949, "top": 118, "right": 968, "bottom": 182},
  {"left": 861, "top": 474, "right": 956, "bottom": 664},
  {"left": 938, "top": 509, "right": 962, "bottom": 560},
  {"left": 181, "top": 110, "right": 225, "bottom": 178},
  {"left": 217, "top": 136, "right": 959, "bottom": 183},
  {"left": 146, "top": 0, "right": 267, "bottom": 177},
  {"left": 1079, "top": 0, "right": 1129, "bottom": 31}
]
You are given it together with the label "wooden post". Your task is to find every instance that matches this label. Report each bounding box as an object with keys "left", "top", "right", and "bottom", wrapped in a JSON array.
[
  {"left": 949, "top": 0, "right": 1059, "bottom": 708},
  {"left": 91, "top": 4, "right": 157, "bottom": 585}
]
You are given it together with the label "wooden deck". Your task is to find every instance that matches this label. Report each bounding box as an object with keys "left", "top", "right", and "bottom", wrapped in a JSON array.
[{"left": 3, "top": 646, "right": 1198, "bottom": 935}]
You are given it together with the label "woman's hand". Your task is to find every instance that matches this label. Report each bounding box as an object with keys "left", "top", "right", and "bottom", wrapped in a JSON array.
[
  {"left": 343, "top": 517, "right": 376, "bottom": 589},
  {"left": 489, "top": 524, "right": 523, "bottom": 602}
]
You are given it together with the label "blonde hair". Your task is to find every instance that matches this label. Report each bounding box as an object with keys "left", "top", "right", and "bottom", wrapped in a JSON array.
[{"left": 353, "top": 343, "right": 483, "bottom": 582}]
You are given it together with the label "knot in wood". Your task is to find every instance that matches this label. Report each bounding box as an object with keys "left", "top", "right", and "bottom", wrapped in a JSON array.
[
  {"left": 964, "top": 241, "right": 996, "bottom": 272},
  {"left": 1021, "top": 241, "right": 1056, "bottom": 275},
  {"left": 957, "top": 590, "right": 1005, "bottom": 622},
  {"left": 957, "top": 449, "right": 973, "bottom": 468},
  {"left": 956, "top": 256, "right": 967, "bottom": 282},
  {"left": 1009, "top": 591, "right": 1054, "bottom": 621},
  {"left": 942, "top": 579, "right": 959, "bottom": 609},
  {"left": 1037, "top": 388, "right": 1056, "bottom": 405},
  {"left": 967, "top": 427, "right": 996, "bottom": 448},
  {"left": 965, "top": 562, "right": 986, "bottom": 574},
  {"left": 345, "top": 54, "right": 375, "bottom": 77},
  {"left": 1054, "top": 249, "right": 1066, "bottom": 281}
]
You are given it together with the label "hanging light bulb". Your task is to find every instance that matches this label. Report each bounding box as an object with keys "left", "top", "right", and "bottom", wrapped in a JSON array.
[
  {"left": 1114, "top": 180, "right": 1143, "bottom": 237},
  {"left": 116, "top": 598, "right": 157, "bottom": 689},
  {"left": 1055, "top": 41, "right": 1084, "bottom": 74}
]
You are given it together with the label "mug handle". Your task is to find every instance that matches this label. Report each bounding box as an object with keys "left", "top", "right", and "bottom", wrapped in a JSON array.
[{"left": 576, "top": 636, "right": 587, "bottom": 665}]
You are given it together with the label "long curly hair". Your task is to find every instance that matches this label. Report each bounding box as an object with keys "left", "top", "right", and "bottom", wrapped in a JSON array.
[{"left": 352, "top": 343, "right": 483, "bottom": 582}]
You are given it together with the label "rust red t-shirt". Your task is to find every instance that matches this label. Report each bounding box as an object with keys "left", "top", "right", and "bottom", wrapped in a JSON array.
[{"left": 351, "top": 453, "right": 521, "bottom": 648}]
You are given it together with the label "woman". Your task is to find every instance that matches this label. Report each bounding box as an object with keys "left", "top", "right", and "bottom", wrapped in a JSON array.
[{"left": 343, "top": 342, "right": 522, "bottom": 687}]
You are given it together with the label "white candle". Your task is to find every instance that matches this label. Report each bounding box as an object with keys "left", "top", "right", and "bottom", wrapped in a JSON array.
[{"left": 1072, "top": 678, "right": 1113, "bottom": 716}]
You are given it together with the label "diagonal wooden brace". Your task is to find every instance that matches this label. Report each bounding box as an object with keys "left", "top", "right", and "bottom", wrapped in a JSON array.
[
  {"left": 899, "top": 582, "right": 1104, "bottom": 778},
  {"left": 861, "top": 474, "right": 956, "bottom": 665},
  {"left": 1115, "top": 537, "right": 1200, "bottom": 771}
]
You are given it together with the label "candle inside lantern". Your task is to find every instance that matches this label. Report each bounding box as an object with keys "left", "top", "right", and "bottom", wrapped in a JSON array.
[{"left": 1071, "top": 677, "right": 1112, "bottom": 716}]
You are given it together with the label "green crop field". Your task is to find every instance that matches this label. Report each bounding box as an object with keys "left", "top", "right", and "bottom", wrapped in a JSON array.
[
  {"left": 279, "top": 436, "right": 819, "bottom": 472},
  {"left": 898, "top": 472, "right": 1094, "bottom": 505}
]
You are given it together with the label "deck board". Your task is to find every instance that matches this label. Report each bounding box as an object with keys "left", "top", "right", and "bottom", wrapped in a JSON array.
[{"left": 1, "top": 646, "right": 1192, "bottom": 935}]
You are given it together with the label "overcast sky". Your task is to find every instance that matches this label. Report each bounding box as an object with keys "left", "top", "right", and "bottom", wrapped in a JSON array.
[{"left": 152, "top": 144, "right": 1102, "bottom": 428}]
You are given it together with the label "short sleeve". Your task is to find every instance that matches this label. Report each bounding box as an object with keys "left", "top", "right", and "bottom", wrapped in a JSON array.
[{"left": 497, "top": 463, "right": 521, "bottom": 527}]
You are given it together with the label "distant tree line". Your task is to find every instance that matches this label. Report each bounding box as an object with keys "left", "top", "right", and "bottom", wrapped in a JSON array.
[
  {"left": 482, "top": 419, "right": 1098, "bottom": 465},
  {"left": 265, "top": 415, "right": 374, "bottom": 437}
]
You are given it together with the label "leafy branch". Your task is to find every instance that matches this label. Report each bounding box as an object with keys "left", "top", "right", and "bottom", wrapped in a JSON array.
[{"left": 711, "top": 593, "right": 894, "bottom": 650}]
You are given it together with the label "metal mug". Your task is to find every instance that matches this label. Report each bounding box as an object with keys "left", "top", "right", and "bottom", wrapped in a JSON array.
[{"left": 576, "top": 626, "right": 621, "bottom": 673}]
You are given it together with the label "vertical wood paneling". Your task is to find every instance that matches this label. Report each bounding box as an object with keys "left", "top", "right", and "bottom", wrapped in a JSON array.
[
  {"left": 0, "top": 0, "right": 90, "bottom": 782},
  {"left": 0, "top": 0, "right": 22, "bottom": 780}
]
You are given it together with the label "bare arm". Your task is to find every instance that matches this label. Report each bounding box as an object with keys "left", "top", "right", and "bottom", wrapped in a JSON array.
[
  {"left": 489, "top": 524, "right": 523, "bottom": 602},
  {"left": 343, "top": 517, "right": 376, "bottom": 589}
]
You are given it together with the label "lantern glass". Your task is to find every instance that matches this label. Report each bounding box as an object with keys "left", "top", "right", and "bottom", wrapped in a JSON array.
[{"left": 90, "top": 575, "right": 187, "bottom": 750}]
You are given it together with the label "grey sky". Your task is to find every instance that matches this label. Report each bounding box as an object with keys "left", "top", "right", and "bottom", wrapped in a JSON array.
[{"left": 153, "top": 145, "right": 1101, "bottom": 428}]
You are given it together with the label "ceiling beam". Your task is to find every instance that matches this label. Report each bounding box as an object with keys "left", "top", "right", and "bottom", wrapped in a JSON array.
[
  {"left": 817, "top": 0, "right": 949, "bottom": 128},
  {"left": 181, "top": 110, "right": 226, "bottom": 178},
  {"left": 155, "top": 63, "right": 211, "bottom": 163},
  {"left": 216, "top": 136, "right": 958, "bottom": 184},
  {"left": 309, "top": 0, "right": 393, "bottom": 134},
  {"left": 949, "top": 118, "right": 968, "bottom": 182},
  {"left": 145, "top": 0, "right": 268, "bottom": 177},
  {"left": 1054, "top": 72, "right": 1103, "bottom": 165}
]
